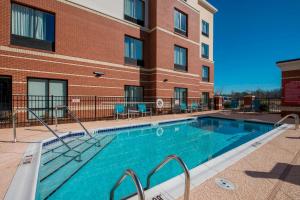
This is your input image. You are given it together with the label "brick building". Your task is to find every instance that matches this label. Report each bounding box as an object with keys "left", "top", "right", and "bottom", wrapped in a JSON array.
[
  {"left": 0, "top": 0, "right": 217, "bottom": 118},
  {"left": 277, "top": 58, "right": 300, "bottom": 116}
]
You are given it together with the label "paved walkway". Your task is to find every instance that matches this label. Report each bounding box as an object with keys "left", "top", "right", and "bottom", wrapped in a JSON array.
[{"left": 178, "top": 123, "right": 300, "bottom": 199}]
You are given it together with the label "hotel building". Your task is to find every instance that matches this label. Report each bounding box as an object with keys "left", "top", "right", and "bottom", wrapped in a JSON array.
[
  {"left": 0, "top": 0, "right": 217, "bottom": 115},
  {"left": 277, "top": 58, "right": 300, "bottom": 116}
]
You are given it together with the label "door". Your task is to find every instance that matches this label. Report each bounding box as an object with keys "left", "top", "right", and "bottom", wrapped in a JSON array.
[
  {"left": 0, "top": 76, "right": 12, "bottom": 120},
  {"left": 174, "top": 87, "right": 187, "bottom": 105},
  {"left": 28, "top": 78, "right": 67, "bottom": 119}
]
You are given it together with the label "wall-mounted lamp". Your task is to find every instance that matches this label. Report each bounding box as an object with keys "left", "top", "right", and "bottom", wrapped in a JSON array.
[
  {"left": 163, "top": 79, "right": 168, "bottom": 82},
  {"left": 93, "top": 72, "right": 104, "bottom": 77}
]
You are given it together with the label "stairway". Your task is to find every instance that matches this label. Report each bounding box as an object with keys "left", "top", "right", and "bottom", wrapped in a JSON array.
[{"left": 38, "top": 134, "right": 116, "bottom": 200}]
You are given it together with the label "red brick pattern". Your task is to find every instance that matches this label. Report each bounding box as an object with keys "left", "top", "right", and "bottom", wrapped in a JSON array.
[{"left": 0, "top": 0, "right": 214, "bottom": 98}]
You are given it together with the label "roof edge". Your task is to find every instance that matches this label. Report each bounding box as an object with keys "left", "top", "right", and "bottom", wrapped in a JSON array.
[
  {"left": 198, "top": 0, "right": 218, "bottom": 13},
  {"left": 276, "top": 58, "right": 300, "bottom": 64}
]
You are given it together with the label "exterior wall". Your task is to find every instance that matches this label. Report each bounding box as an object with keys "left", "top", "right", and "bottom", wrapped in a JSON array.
[
  {"left": 0, "top": 0, "right": 215, "bottom": 99},
  {"left": 67, "top": 0, "right": 150, "bottom": 28},
  {"left": 277, "top": 60, "right": 300, "bottom": 116},
  {"left": 281, "top": 69, "right": 300, "bottom": 116}
]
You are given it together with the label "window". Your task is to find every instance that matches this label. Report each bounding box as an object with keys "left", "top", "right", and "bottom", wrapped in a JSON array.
[
  {"left": 174, "top": 45, "right": 187, "bottom": 71},
  {"left": 125, "top": 86, "right": 143, "bottom": 102},
  {"left": 11, "top": 3, "right": 55, "bottom": 51},
  {"left": 201, "top": 43, "right": 209, "bottom": 59},
  {"left": 174, "top": 88, "right": 188, "bottom": 105},
  {"left": 27, "top": 78, "right": 67, "bottom": 119},
  {"left": 124, "top": 36, "right": 144, "bottom": 66},
  {"left": 174, "top": 9, "right": 187, "bottom": 36},
  {"left": 202, "top": 66, "right": 210, "bottom": 82},
  {"left": 124, "top": 0, "right": 145, "bottom": 26},
  {"left": 202, "top": 20, "right": 209, "bottom": 37},
  {"left": 202, "top": 92, "right": 209, "bottom": 106}
]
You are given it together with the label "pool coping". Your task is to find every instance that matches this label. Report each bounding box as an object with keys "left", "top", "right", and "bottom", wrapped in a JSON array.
[
  {"left": 128, "top": 123, "right": 292, "bottom": 200},
  {"left": 3, "top": 116, "right": 291, "bottom": 200}
]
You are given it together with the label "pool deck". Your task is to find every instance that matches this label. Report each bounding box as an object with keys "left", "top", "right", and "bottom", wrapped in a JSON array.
[{"left": 0, "top": 111, "right": 299, "bottom": 200}]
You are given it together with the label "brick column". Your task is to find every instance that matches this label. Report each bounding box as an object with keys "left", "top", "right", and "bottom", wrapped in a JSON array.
[
  {"left": 214, "top": 96, "right": 224, "bottom": 110},
  {"left": 244, "top": 95, "right": 255, "bottom": 111}
]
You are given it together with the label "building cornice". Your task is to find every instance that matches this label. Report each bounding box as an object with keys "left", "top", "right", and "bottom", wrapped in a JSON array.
[
  {"left": 198, "top": 0, "right": 218, "bottom": 14},
  {"left": 276, "top": 59, "right": 300, "bottom": 71}
]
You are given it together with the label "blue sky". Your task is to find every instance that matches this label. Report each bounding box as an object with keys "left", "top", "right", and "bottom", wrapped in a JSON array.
[{"left": 208, "top": 0, "right": 300, "bottom": 93}]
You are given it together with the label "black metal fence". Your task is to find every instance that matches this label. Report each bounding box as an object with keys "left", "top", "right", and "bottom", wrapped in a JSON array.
[
  {"left": 0, "top": 95, "right": 214, "bottom": 128},
  {"left": 223, "top": 98, "right": 281, "bottom": 113}
]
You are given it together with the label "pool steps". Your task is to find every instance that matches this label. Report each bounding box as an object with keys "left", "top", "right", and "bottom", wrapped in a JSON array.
[{"left": 39, "top": 134, "right": 116, "bottom": 200}]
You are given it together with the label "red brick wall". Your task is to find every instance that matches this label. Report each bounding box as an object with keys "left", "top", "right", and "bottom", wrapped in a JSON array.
[
  {"left": 0, "top": 0, "right": 214, "bottom": 99},
  {"left": 281, "top": 70, "right": 300, "bottom": 116}
]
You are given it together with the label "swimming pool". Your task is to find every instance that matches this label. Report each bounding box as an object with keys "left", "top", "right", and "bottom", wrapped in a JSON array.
[{"left": 36, "top": 117, "right": 274, "bottom": 200}]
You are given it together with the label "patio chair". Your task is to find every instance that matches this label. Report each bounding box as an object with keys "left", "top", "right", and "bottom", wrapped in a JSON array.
[
  {"left": 230, "top": 100, "right": 240, "bottom": 111},
  {"left": 137, "top": 103, "right": 152, "bottom": 117},
  {"left": 114, "top": 104, "right": 128, "bottom": 119},
  {"left": 180, "top": 103, "right": 189, "bottom": 113},
  {"left": 190, "top": 102, "right": 203, "bottom": 112},
  {"left": 252, "top": 99, "right": 261, "bottom": 112}
]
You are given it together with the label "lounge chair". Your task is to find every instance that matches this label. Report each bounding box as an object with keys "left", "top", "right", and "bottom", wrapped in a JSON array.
[
  {"left": 190, "top": 102, "right": 203, "bottom": 112},
  {"left": 180, "top": 103, "right": 189, "bottom": 113},
  {"left": 252, "top": 99, "right": 260, "bottom": 112},
  {"left": 230, "top": 100, "right": 240, "bottom": 111},
  {"left": 137, "top": 103, "right": 152, "bottom": 117},
  {"left": 114, "top": 104, "right": 128, "bottom": 119}
]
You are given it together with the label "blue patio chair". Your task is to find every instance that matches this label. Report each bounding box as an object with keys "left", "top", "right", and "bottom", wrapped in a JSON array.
[
  {"left": 114, "top": 104, "right": 128, "bottom": 119},
  {"left": 180, "top": 103, "right": 188, "bottom": 113},
  {"left": 137, "top": 103, "right": 152, "bottom": 117},
  {"left": 191, "top": 102, "right": 198, "bottom": 112},
  {"left": 230, "top": 100, "right": 239, "bottom": 111},
  {"left": 252, "top": 99, "right": 260, "bottom": 112}
]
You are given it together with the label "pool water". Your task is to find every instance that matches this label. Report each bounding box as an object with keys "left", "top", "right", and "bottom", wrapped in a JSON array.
[{"left": 37, "top": 117, "right": 273, "bottom": 200}]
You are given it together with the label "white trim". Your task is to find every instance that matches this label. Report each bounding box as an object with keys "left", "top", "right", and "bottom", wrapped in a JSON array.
[
  {"left": 277, "top": 60, "right": 300, "bottom": 71},
  {"left": 0, "top": 48, "right": 209, "bottom": 78},
  {"left": 4, "top": 143, "right": 42, "bottom": 200},
  {"left": 133, "top": 124, "right": 291, "bottom": 199},
  {"left": 199, "top": 81, "right": 214, "bottom": 85},
  {"left": 0, "top": 46, "right": 141, "bottom": 72},
  {"left": 283, "top": 76, "right": 300, "bottom": 79}
]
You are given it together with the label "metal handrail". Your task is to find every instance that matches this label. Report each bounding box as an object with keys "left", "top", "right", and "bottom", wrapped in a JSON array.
[
  {"left": 12, "top": 108, "right": 72, "bottom": 151},
  {"left": 54, "top": 105, "right": 94, "bottom": 138},
  {"left": 146, "top": 155, "right": 190, "bottom": 200},
  {"left": 110, "top": 169, "right": 145, "bottom": 200},
  {"left": 274, "top": 114, "right": 299, "bottom": 130}
]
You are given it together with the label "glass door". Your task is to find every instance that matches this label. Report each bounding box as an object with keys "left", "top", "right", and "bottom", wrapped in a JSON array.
[
  {"left": 174, "top": 88, "right": 187, "bottom": 105},
  {"left": 0, "top": 76, "right": 12, "bottom": 120},
  {"left": 28, "top": 78, "right": 67, "bottom": 119},
  {"left": 124, "top": 86, "right": 143, "bottom": 109}
]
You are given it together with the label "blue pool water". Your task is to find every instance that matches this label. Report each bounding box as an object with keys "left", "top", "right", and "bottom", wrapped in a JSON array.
[{"left": 38, "top": 117, "right": 273, "bottom": 200}]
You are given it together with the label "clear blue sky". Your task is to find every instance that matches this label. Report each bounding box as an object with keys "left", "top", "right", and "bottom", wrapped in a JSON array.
[{"left": 208, "top": 0, "right": 300, "bottom": 93}]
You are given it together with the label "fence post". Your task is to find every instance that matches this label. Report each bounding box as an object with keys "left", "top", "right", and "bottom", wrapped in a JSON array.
[
  {"left": 171, "top": 98, "right": 173, "bottom": 114},
  {"left": 94, "top": 96, "right": 97, "bottom": 120},
  {"left": 51, "top": 95, "right": 54, "bottom": 125}
]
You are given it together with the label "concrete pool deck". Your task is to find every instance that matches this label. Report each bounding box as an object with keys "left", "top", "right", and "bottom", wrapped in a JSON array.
[{"left": 0, "top": 111, "right": 299, "bottom": 200}]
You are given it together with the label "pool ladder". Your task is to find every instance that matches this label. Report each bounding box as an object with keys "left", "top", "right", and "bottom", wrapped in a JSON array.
[
  {"left": 110, "top": 154, "right": 190, "bottom": 200},
  {"left": 274, "top": 113, "right": 299, "bottom": 130}
]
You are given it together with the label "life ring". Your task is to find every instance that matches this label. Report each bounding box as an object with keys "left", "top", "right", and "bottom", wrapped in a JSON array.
[
  {"left": 156, "top": 99, "right": 164, "bottom": 109},
  {"left": 156, "top": 127, "right": 164, "bottom": 136}
]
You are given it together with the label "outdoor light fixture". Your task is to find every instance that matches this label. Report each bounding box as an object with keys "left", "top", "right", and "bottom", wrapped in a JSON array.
[
  {"left": 93, "top": 72, "right": 104, "bottom": 77},
  {"left": 163, "top": 79, "right": 168, "bottom": 82}
]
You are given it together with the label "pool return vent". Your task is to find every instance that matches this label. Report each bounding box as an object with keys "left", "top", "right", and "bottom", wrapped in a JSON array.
[{"left": 215, "top": 178, "right": 236, "bottom": 190}]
